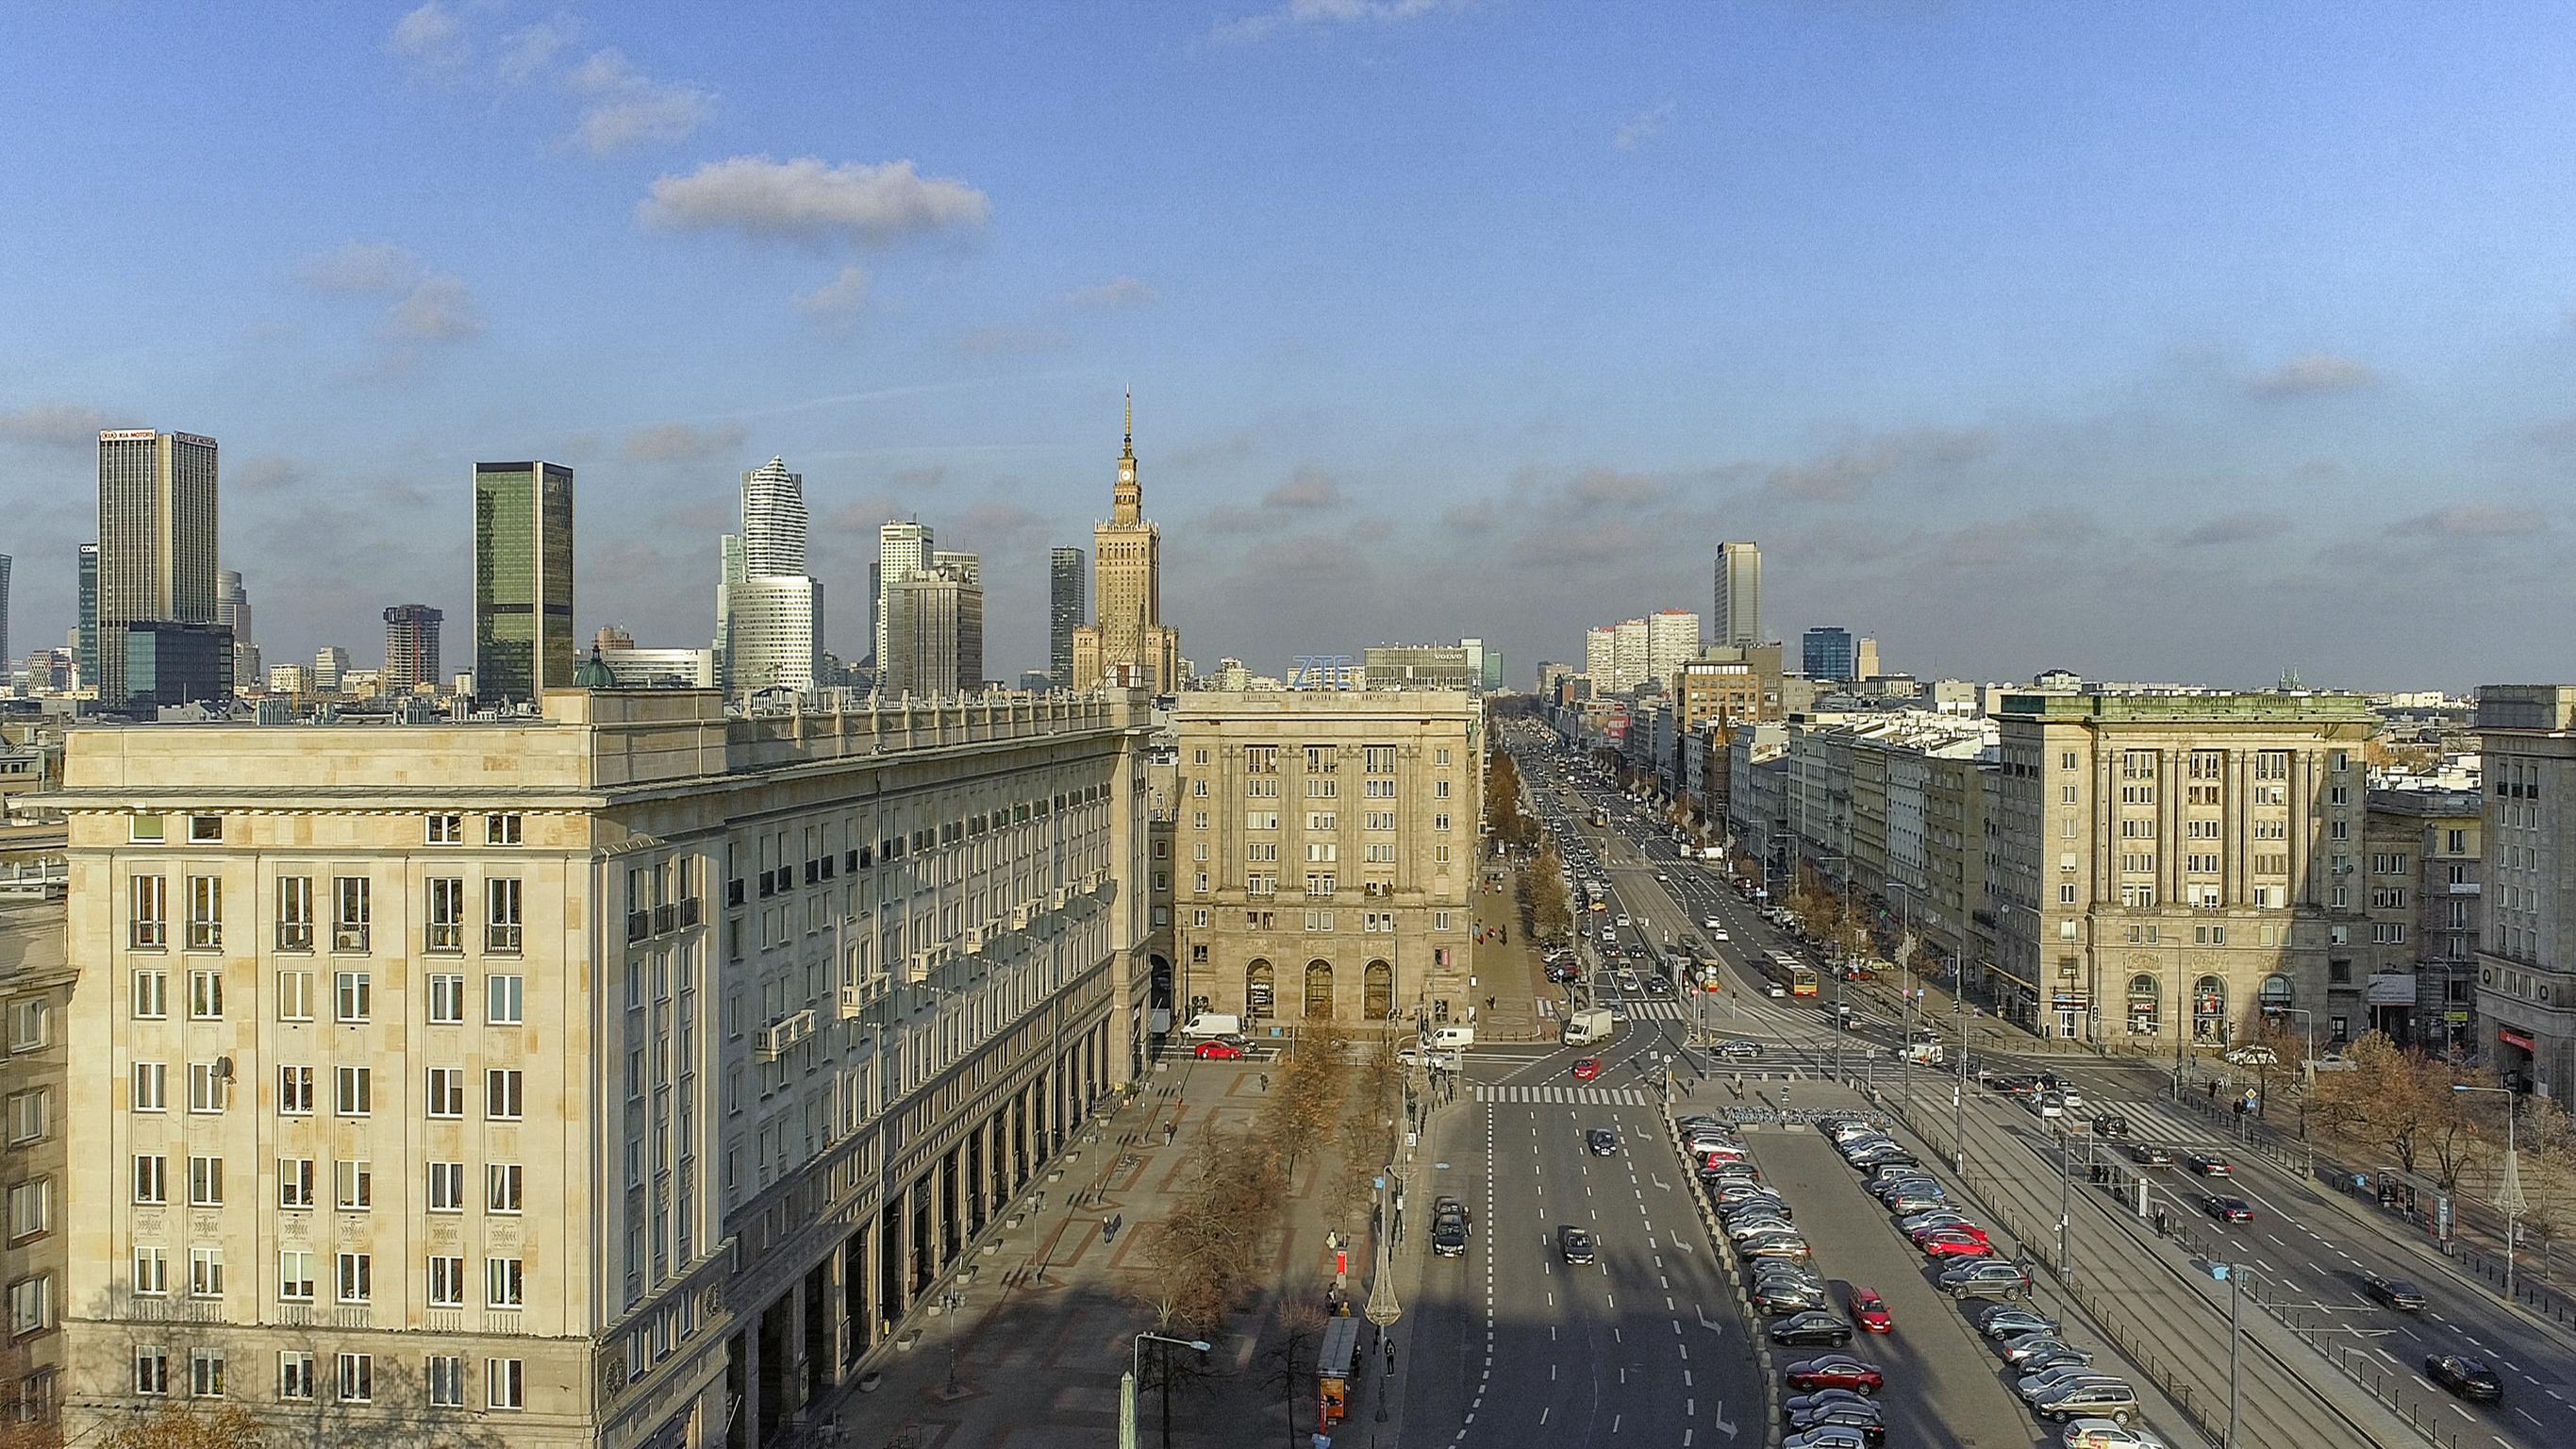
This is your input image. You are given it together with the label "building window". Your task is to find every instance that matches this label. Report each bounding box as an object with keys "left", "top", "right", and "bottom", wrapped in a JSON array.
[
  {"left": 425, "top": 972, "right": 465, "bottom": 1024},
  {"left": 276, "top": 875, "right": 314, "bottom": 951},
  {"left": 335, "top": 971, "right": 372, "bottom": 1023},
  {"left": 188, "top": 1246, "right": 224, "bottom": 1298},
  {"left": 279, "top": 1351, "right": 316, "bottom": 1401},
  {"left": 133, "top": 1247, "right": 167, "bottom": 1296},
  {"left": 426, "top": 878, "right": 466, "bottom": 953},
  {"left": 6, "top": 1276, "right": 48, "bottom": 1337},
  {"left": 426, "top": 1256, "right": 466, "bottom": 1308},
  {"left": 130, "top": 876, "right": 168, "bottom": 949},
  {"left": 486, "top": 878, "right": 524, "bottom": 954},
  {"left": 278, "top": 1251, "right": 315, "bottom": 1302},
  {"left": 187, "top": 1062, "right": 228, "bottom": 1114},
  {"left": 185, "top": 967, "right": 224, "bottom": 1021},
  {"left": 8, "top": 1179, "right": 50, "bottom": 1241},
  {"left": 336, "top": 1353, "right": 373, "bottom": 1403},
  {"left": 487, "top": 1162, "right": 523, "bottom": 1214},
  {"left": 486, "top": 813, "right": 523, "bottom": 846},
  {"left": 426, "top": 1355, "right": 465, "bottom": 1407},
  {"left": 280, "top": 1158, "right": 315, "bottom": 1209},
  {"left": 129, "top": 816, "right": 166, "bottom": 844},
  {"left": 334, "top": 1067, "right": 372, "bottom": 1116},
  {"left": 426, "top": 1068, "right": 465, "bottom": 1119},
  {"left": 276, "top": 969, "right": 313, "bottom": 1021},
  {"left": 4, "top": 1089, "right": 45, "bottom": 1145},
  {"left": 333, "top": 876, "right": 371, "bottom": 953},
  {"left": 428, "top": 1161, "right": 466, "bottom": 1213},
  {"left": 132, "top": 969, "right": 168, "bottom": 1019},
  {"left": 487, "top": 1357, "right": 525, "bottom": 1410},
  {"left": 187, "top": 1156, "right": 224, "bottom": 1207},
  {"left": 335, "top": 1159, "right": 372, "bottom": 1211},
  {"left": 132, "top": 1062, "right": 167, "bottom": 1112},
  {"left": 136, "top": 1347, "right": 170, "bottom": 1396},
  {"left": 336, "top": 1253, "right": 372, "bottom": 1305},
  {"left": 133, "top": 1155, "right": 167, "bottom": 1206},
  {"left": 187, "top": 1349, "right": 224, "bottom": 1399},
  {"left": 185, "top": 876, "right": 223, "bottom": 951},
  {"left": 487, "top": 1257, "right": 524, "bottom": 1309},
  {"left": 277, "top": 1064, "right": 314, "bottom": 1116},
  {"left": 426, "top": 813, "right": 462, "bottom": 844},
  {"left": 487, "top": 1069, "right": 524, "bottom": 1121}
]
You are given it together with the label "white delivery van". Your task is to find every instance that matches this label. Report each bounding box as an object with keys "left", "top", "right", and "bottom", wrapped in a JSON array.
[
  {"left": 1429, "top": 1025, "right": 1476, "bottom": 1050},
  {"left": 1180, "top": 1012, "right": 1242, "bottom": 1040},
  {"left": 1562, "top": 1008, "right": 1615, "bottom": 1046}
]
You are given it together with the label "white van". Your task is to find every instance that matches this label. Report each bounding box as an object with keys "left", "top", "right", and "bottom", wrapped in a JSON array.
[
  {"left": 1180, "top": 1012, "right": 1242, "bottom": 1040},
  {"left": 1429, "top": 1025, "right": 1476, "bottom": 1050}
]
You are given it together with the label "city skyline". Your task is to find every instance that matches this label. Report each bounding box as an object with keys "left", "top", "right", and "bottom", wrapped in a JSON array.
[{"left": 8, "top": 5, "right": 2576, "bottom": 690}]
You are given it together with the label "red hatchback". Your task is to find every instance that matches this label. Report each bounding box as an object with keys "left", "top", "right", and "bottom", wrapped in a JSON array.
[
  {"left": 1915, "top": 1230, "right": 1994, "bottom": 1259},
  {"left": 1848, "top": 1287, "right": 1894, "bottom": 1334},
  {"left": 1193, "top": 1040, "right": 1246, "bottom": 1060},
  {"left": 1571, "top": 1057, "right": 1603, "bottom": 1081}
]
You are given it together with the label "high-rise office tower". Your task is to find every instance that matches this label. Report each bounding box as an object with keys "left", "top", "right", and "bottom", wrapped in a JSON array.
[
  {"left": 1855, "top": 637, "right": 1881, "bottom": 682},
  {"left": 882, "top": 563, "right": 984, "bottom": 696},
  {"left": 95, "top": 429, "right": 221, "bottom": 708},
  {"left": 1611, "top": 618, "right": 1650, "bottom": 693},
  {"left": 1801, "top": 625, "right": 1854, "bottom": 683},
  {"left": 213, "top": 569, "right": 258, "bottom": 691},
  {"left": 1646, "top": 608, "right": 1702, "bottom": 689},
  {"left": 1585, "top": 625, "right": 1615, "bottom": 686},
  {"left": 76, "top": 543, "right": 97, "bottom": 689},
  {"left": 930, "top": 548, "right": 981, "bottom": 587},
  {"left": 874, "top": 520, "right": 935, "bottom": 673},
  {"left": 721, "top": 458, "right": 823, "bottom": 693},
  {"left": 1714, "top": 541, "right": 1762, "bottom": 649},
  {"left": 1049, "top": 546, "right": 1086, "bottom": 686},
  {"left": 472, "top": 460, "right": 575, "bottom": 702},
  {"left": 383, "top": 603, "right": 444, "bottom": 691},
  {"left": 312, "top": 645, "right": 349, "bottom": 691},
  {"left": 0, "top": 553, "right": 10, "bottom": 675},
  {"left": 1072, "top": 394, "right": 1181, "bottom": 691}
]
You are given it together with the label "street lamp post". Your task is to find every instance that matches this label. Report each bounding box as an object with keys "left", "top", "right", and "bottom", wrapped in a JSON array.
[
  {"left": 2276, "top": 1006, "right": 2318, "bottom": 1178},
  {"left": 2453, "top": 1084, "right": 2522, "bottom": 1301},
  {"left": 1816, "top": 853, "right": 1849, "bottom": 1083},
  {"left": 1127, "top": 1333, "right": 1212, "bottom": 1449}
]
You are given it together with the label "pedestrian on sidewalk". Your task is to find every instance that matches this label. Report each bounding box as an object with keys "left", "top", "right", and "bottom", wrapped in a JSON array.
[{"left": 1163, "top": 1122, "right": 1176, "bottom": 1146}]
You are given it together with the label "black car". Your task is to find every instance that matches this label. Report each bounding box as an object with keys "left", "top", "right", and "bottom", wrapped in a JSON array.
[
  {"left": 2124, "top": 1141, "right": 2173, "bottom": 1166},
  {"left": 1431, "top": 1196, "right": 1471, "bottom": 1257},
  {"left": 1786, "top": 1403, "right": 1886, "bottom": 1444},
  {"left": 1769, "top": 1311, "right": 1856, "bottom": 1347},
  {"left": 2426, "top": 1354, "right": 2502, "bottom": 1403},
  {"left": 2362, "top": 1273, "right": 2427, "bottom": 1311},
  {"left": 1753, "top": 1279, "right": 1827, "bottom": 1315},
  {"left": 2182, "top": 1151, "right": 2234, "bottom": 1176},
  {"left": 1558, "top": 1224, "right": 1596, "bottom": 1265},
  {"left": 1715, "top": 1040, "right": 1767, "bottom": 1060},
  {"left": 2202, "top": 1193, "right": 2253, "bottom": 1223},
  {"left": 2090, "top": 1113, "right": 2131, "bottom": 1138},
  {"left": 1587, "top": 1128, "right": 1620, "bottom": 1157},
  {"left": 1783, "top": 1389, "right": 1875, "bottom": 1424}
]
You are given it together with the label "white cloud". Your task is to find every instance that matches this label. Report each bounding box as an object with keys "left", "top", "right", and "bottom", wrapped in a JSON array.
[
  {"left": 566, "top": 47, "right": 714, "bottom": 155},
  {"left": 384, "top": 274, "right": 483, "bottom": 342},
  {"left": 623, "top": 421, "right": 750, "bottom": 464},
  {"left": 0, "top": 402, "right": 127, "bottom": 447},
  {"left": 1061, "top": 275, "right": 1156, "bottom": 310},
  {"left": 391, "top": 3, "right": 469, "bottom": 74},
  {"left": 1614, "top": 101, "right": 1674, "bottom": 153},
  {"left": 1215, "top": 0, "right": 1460, "bottom": 43},
  {"left": 639, "top": 156, "right": 991, "bottom": 246},
  {"left": 797, "top": 266, "right": 871, "bottom": 329},
  {"left": 297, "top": 242, "right": 421, "bottom": 294},
  {"left": 2247, "top": 352, "right": 2380, "bottom": 397},
  {"left": 498, "top": 15, "right": 579, "bottom": 85}
]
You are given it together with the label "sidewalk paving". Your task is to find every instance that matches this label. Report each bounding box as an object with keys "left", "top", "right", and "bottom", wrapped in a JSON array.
[
  {"left": 806, "top": 1058, "right": 1387, "bottom": 1449},
  {"left": 1471, "top": 854, "right": 1554, "bottom": 1044}
]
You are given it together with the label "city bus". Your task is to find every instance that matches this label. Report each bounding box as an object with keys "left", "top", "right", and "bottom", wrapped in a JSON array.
[{"left": 1764, "top": 950, "right": 1820, "bottom": 998}]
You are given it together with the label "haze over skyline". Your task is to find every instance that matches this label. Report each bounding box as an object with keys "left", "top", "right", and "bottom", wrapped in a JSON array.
[{"left": 6, "top": 1, "right": 2575, "bottom": 690}]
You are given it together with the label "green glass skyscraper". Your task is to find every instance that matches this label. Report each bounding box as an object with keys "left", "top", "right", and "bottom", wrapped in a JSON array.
[{"left": 472, "top": 461, "right": 574, "bottom": 703}]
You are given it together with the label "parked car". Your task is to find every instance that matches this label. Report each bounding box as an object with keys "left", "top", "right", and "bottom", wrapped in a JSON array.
[
  {"left": 2361, "top": 1273, "right": 2427, "bottom": 1311},
  {"left": 2061, "top": 1421, "right": 2168, "bottom": 1449},
  {"left": 2181, "top": 1151, "right": 2234, "bottom": 1177},
  {"left": 1783, "top": 1428, "right": 1879, "bottom": 1449},
  {"left": 1916, "top": 1229, "right": 1995, "bottom": 1259},
  {"left": 2425, "top": 1354, "right": 2503, "bottom": 1403},
  {"left": 1787, "top": 1403, "right": 1887, "bottom": 1445},
  {"left": 2015, "top": 1368, "right": 2124, "bottom": 1404},
  {"left": 1753, "top": 1276, "right": 1830, "bottom": 1316},
  {"left": 2002, "top": 1335, "right": 2094, "bottom": 1370},
  {"left": 2031, "top": 1381, "right": 2141, "bottom": 1425},
  {"left": 1782, "top": 1388, "right": 1875, "bottom": 1423},
  {"left": 2202, "top": 1193, "right": 2253, "bottom": 1223},
  {"left": 1769, "top": 1311, "right": 1857, "bottom": 1347},
  {"left": 1738, "top": 1234, "right": 1815, "bottom": 1262},
  {"left": 1939, "top": 1259, "right": 2033, "bottom": 1300},
  {"left": 1783, "top": 1357, "right": 1884, "bottom": 1394},
  {"left": 1978, "top": 1305, "right": 2060, "bottom": 1341},
  {"left": 1558, "top": 1224, "right": 1595, "bottom": 1265}
]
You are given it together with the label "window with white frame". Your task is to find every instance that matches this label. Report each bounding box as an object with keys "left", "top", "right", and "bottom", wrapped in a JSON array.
[
  {"left": 487, "top": 1162, "right": 523, "bottom": 1214},
  {"left": 187, "top": 1348, "right": 223, "bottom": 1399},
  {"left": 487, "top": 1357, "right": 524, "bottom": 1410},
  {"left": 334, "top": 1066, "right": 371, "bottom": 1116},
  {"left": 279, "top": 1158, "right": 315, "bottom": 1209},
  {"left": 425, "top": 878, "right": 465, "bottom": 953},
  {"left": 487, "top": 974, "right": 524, "bottom": 1025},
  {"left": 130, "top": 875, "right": 167, "bottom": 949},
  {"left": 487, "top": 1069, "right": 523, "bottom": 1120},
  {"left": 279, "top": 1351, "right": 316, "bottom": 1401},
  {"left": 335, "top": 971, "right": 372, "bottom": 1023},
  {"left": 136, "top": 1346, "right": 169, "bottom": 1396},
  {"left": 188, "top": 1246, "right": 223, "bottom": 1298},
  {"left": 133, "top": 1246, "right": 167, "bottom": 1296},
  {"left": 276, "top": 875, "right": 314, "bottom": 951},
  {"left": 486, "top": 1257, "right": 523, "bottom": 1308},
  {"left": 426, "top": 813, "right": 462, "bottom": 845},
  {"left": 426, "top": 1068, "right": 465, "bottom": 1119},
  {"left": 336, "top": 1353, "right": 372, "bottom": 1403},
  {"left": 425, "top": 1355, "right": 464, "bottom": 1407},
  {"left": 486, "top": 877, "right": 524, "bottom": 953},
  {"left": 184, "top": 876, "right": 222, "bottom": 951},
  {"left": 335, "top": 1253, "right": 372, "bottom": 1304},
  {"left": 133, "top": 1155, "right": 167, "bottom": 1205},
  {"left": 486, "top": 813, "right": 523, "bottom": 845},
  {"left": 278, "top": 1251, "right": 314, "bottom": 1302},
  {"left": 428, "top": 1161, "right": 466, "bottom": 1213},
  {"left": 132, "top": 968, "right": 167, "bottom": 1019},
  {"left": 426, "top": 1256, "right": 466, "bottom": 1307},
  {"left": 334, "top": 1159, "right": 372, "bottom": 1211},
  {"left": 332, "top": 876, "right": 371, "bottom": 953},
  {"left": 187, "top": 1063, "right": 228, "bottom": 1114},
  {"left": 276, "top": 969, "right": 313, "bottom": 1021}
]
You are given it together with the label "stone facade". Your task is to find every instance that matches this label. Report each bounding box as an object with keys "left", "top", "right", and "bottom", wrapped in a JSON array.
[
  {"left": 47, "top": 688, "right": 1152, "bottom": 1447},
  {"left": 1170, "top": 691, "right": 1479, "bottom": 1030},
  {"left": 0, "top": 893, "right": 73, "bottom": 1429},
  {"left": 2474, "top": 685, "right": 2576, "bottom": 1099}
]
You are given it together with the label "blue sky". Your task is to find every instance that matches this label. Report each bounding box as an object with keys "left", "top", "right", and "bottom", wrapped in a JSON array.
[{"left": 5, "top": 0, "right": 2575, "bottom": 690}]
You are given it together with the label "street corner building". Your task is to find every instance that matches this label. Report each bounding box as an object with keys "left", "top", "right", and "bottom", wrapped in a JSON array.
[
  {"left": 44, "top": 685, "right": 1160, "bottom": 1447},
  {"left": 1168, "top": 690, "right": 1483, "bottom": 1031}
]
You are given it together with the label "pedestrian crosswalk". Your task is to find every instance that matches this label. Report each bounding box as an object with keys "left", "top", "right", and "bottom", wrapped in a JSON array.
[
  {"left": 1603, "top": 999, "right": 1703, "bottom": 1023},
  {"left": 1473, "top": 1084, "right": 1655, "bottom": 1106}
]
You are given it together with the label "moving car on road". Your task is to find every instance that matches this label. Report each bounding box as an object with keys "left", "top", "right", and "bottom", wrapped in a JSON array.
[
  {"left": 1716, "top": 1039, "right": 1766, "bottom": 1060},
  {"left": 1784, "top": 1357, "right": 1884, "bottom": 1395},
  {"left": 1557, "top": 1224, "right": 1595, "bottom": 1265},
  {"left": 1431, "top": 1196, "right": 1471, "bottom": 1258},
  {"left": 2181, "top": 1151, "right": 2234, "bottom": 1176},
  {"left": 2202, "top": 1193, "right": 2253, "bottom": 1223},
  {"left": 1847, "top": 1287, "right": 1893, "bottom": 1334},
  {"left": 1587, "top": 1128, "right": 1620, "bottom": 1156},
  {"left": 1192, "top": 1040, "right": 1246, "bottom": 1059},
  {"left": 2090, "top": 1113, "right": 2131, "bottom": 1137},
  {"left": 2361, "top": 1272, "right": 2427, "bottom": 1310},
  {"left": 2123, "top": 1142, "right": 2173, "bottom": 1166},
  {"left": 1571, "top": 1057, "right": 1602, "bottom": 1081},
  {"left": 2425, "top": 1354, "right": 2503, "bottom": 1403}
]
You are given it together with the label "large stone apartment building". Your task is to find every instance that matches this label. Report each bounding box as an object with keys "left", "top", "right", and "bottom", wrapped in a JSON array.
[
  {"left": 47, "top": 687, "right": 1153, "bottom": 1448},
  {"left": 1169, "top": 691, "right": 1479, "bottom": 1030},
  {"left": 2475, "top": 685, "right": 2576, "bottom": 1099},
  {"left": 1, "top": 889, "right": 74, "bottom": 1431}
]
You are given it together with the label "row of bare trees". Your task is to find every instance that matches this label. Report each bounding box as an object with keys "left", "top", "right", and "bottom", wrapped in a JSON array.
[{"left": 1526, "top": 843, "right": 1574, "bottom": 945}]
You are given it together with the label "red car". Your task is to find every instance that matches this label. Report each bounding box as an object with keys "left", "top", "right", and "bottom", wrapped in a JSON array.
[
  {"left": 1571, "top": 1057, "right": 1603, "bottom": 1081},
  {"left": 1783, "top": 1357, "right": 1884, "bottom": 1394},
  {"left": 1193, "top": 1040, "right": 1245, "bottom": 1060},
  {"left": 1907, "top": 1222, "right": 1991, "bottom": 1249},
  {"left": 1848, "top": 1287, "right": 1894, "bottom": 1334},
  {"left": 1915, "top": 1230, "right": 1993, "bottom": 1259}
]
